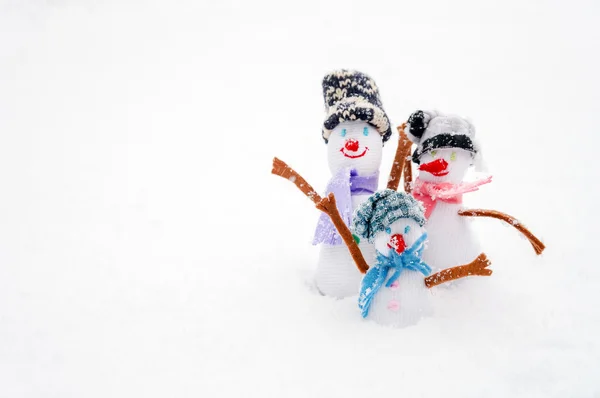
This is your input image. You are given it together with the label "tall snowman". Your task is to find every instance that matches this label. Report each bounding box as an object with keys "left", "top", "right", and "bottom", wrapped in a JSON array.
[
  {"left": 405, "top": 111, "right": 491, "bottom": 273},
  {"left": 313, "top": 70, "right": 393, "bottom": 298}
]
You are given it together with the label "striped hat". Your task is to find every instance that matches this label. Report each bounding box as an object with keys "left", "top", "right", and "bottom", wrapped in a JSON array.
[
  {"left": 321, "top": 70, "right": 392, "bottom": 144},
  {"left": 352, "top": 189, "right": 425, "bottom": 243}
]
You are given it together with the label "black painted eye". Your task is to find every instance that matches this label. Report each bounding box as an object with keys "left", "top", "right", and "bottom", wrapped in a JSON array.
[{"left": 408, "top": 110, "right": 427, "bottom": 139}]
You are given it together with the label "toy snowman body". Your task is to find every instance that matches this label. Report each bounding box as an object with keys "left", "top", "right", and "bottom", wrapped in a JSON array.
[
  {"left": 407, "top": 112, "right": 487, "bottom": 274},
  {"left": 353, "top": 190, "right": 432, "bottom": 328},
  {"left": 314, "top": 121, "right": 382, "bottom": 297},
  {"left": 416, "top": 149, "right": 481, "bottom": 273},
  {"left": 313, "top": 70, "right": 392, "bottom": 298},
  {"left": 364, "top": 219, "right": 432, "bottom": 327}
]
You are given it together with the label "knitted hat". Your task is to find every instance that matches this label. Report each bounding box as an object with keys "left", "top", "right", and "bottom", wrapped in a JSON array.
[
  {"left": 352, "top": 189, "right": 425, "bottom": 243},
  {"left": 406, "top": 110, "right": 478, "bottom": 164},
  {"left": 321, "top": 70, "right": 392, "bottom": 144}
]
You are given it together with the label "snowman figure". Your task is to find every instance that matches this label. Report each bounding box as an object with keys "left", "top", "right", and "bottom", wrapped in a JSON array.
[
  {"left": 313, "top": 70, "right": 393, "bottom": 298},
  {"left": 352, "top": 190, "right": 433, "bottom": 328},
  {"left": 402, "top": 111, "right": 488, "bottom": 273},
  {"left": 405, "top": 110, "right": 544, "bottom": 274}
]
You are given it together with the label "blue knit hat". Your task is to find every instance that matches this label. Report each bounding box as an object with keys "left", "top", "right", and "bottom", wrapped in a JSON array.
[
  {"left": 352, "top": 190, "right": 425, "bottom": 243},
  {"left": 321, "top": 70, "right": 392, "bottom": 144}
]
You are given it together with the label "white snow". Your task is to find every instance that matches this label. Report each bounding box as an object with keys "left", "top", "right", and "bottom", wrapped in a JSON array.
[{"left": 1, "top": 0, "right": 599, "bottom": 397}]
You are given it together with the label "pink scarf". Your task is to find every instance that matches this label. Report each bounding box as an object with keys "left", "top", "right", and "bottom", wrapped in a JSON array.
[{"left": 413, "top": 176, "right": 493, "bottom": 219}]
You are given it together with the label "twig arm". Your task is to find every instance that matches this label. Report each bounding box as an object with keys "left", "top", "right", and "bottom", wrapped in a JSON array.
[
  {"left": 316, "top": 194, "right": 370, "bottom": 274},
  {"left": 458, "top": 209, "right": 546, "bottom": 255},
  {"left": 403, "top": 146, "right": 413, "bottom": 193},
  {"left": 424, "top": 253, "right": 492, "bottom": 288},
  {"left": 272, "top": 157, "right": 322, "bottom": 204},
  {"left": 387, "top": 123, "right": 412, "bottom": 191},
  {"left": 271, "top": 157, "right": 369, "bottom": 274}
]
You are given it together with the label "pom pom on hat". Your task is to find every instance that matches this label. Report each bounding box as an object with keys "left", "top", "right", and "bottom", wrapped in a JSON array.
[
  {"left": 406, "top": 110, "right": 440, "bottom": 144},
  {"left": 352, "top": 189, "right": 425, "bottom": 243},
  {"left": 321, "top": 70, "right": 392, "bottom": 144}
]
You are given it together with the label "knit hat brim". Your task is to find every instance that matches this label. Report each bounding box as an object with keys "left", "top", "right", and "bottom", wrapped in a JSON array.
[
  {"left": 412, "top": 134, "right": 476, "bottom": 164},
  {"left": 352, "top": 189, "right": 426, "bottom": 243},
  {"left": 322, "top": 97, "right": 392, "bottom": 144}
]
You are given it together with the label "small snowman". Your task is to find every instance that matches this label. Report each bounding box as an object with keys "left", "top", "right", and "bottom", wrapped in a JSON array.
[
  {"left": 313, "top": 70, "right": 393, "bottom": 298},
  {"left": 352, "top": 190, "right": 433, "bottom": 328},
  {"left": 405, "top": 110, "right": 544, "bottom": 274}
]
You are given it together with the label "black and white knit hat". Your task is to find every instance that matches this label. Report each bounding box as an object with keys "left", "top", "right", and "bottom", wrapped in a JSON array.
[
  {"left": 406, "top": 110, "right": 479, "bottom": 164},
  {"left": 321, "top": 70, "right": 392, "bottom": 144}
]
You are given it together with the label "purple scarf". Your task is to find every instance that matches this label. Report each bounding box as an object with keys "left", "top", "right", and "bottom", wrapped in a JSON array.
[{"left": 313, "top": 168, "right": 379, "bottom": 245}]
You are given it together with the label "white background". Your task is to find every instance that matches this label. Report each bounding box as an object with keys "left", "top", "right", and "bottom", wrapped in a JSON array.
[{"left": 1, "top": 0, "right": 599, "bottom": 396}]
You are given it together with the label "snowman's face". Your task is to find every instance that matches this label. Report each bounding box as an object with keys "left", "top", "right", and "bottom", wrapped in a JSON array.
[
  {"left": 417, "top": 148, "right": 472, "bottom": 184},
  {"left": 374, "top": 219, "right": 425, "bottom": 257},
  {"left": 327, "top": 121, "right": 383, "bottom": 176}
]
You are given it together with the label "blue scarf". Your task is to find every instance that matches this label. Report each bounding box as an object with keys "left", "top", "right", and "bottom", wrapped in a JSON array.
[{"left": 358, "top": 233, "right": 431, "bottom": 318}]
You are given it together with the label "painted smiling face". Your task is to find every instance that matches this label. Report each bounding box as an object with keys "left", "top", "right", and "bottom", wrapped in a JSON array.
[
  {"left": 373, "top": 219, "right": 425, "bottom": 257},
  {"left": 327, "top": 121, "right": 383, "bottom": 176},
  {"left": 417, "top": 148, "right": 472, "bottom": 184}
]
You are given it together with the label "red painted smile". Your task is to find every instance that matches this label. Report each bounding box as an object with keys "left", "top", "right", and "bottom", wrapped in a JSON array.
[
  {"left": 340, "top": 147, "right": 369, "bottom": 159},
  {"left": 419, "top": 159, "right": 449, "bottom": 176}
]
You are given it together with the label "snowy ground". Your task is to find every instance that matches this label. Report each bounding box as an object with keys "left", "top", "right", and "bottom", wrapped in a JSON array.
[{"left": 1, "top": 0, "right": 599, "bottom": 396}]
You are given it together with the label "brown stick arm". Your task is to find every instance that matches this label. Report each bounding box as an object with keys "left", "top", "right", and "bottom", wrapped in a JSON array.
[
  {"left": 424, "top": 253, "right": 492, "bottom": 288},
  {"left": 386, "top": 123, "right": 412, "bottom": 191},
  {"left": 315, "top": 193, "right": 369, "bottom": 274},
  {"left": 271, "top": 157, "right": 370, "bottom": 274},
  {"left": 272, "top": 157, "right": 322, "bottom": 204},
  {"left": 458, "top": 209, "right": 546, "bottom": 255},
  {"left": 402, "top": 147, "right": 413, "bottom": 193}
]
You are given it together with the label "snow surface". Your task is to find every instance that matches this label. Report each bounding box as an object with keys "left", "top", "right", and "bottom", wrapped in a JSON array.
[{"left": 1, "top": 0, "right": 599, "bottom": 397}]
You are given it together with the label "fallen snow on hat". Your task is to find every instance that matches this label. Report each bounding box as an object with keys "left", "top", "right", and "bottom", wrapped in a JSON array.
[
  {"left": 322, "top": 70, "right": 392, "bottom": 144},
  {"left": 352, "top": 189, "right": 425, "bottom": 243},
  {"left": 406, "top": 110, "right": 478, "bottom": 164}
]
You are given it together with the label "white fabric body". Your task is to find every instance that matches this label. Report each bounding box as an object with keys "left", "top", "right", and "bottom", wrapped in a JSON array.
[
  {"left": 422, "top": 201, "right": 481, "bottom": 273},
  {"left": 326, "top": 121, "right": 382, "bottom": 176},
  {"left": 316, "top": 121, "right": 383, "bottom": 298},
  {"left": 366, "top": 220, "right": 432, "bottom": 328},
  {"left": 315, "top": 194, "right": 376, "bottom": 298},
  {"left": 417, "top": 148, "right": 482, "bottom": 272},
  {"left": 365, "top": 269, "right": 432, "bottom": 328}
]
